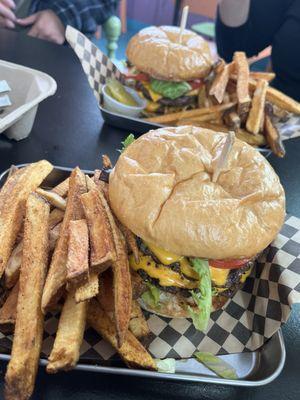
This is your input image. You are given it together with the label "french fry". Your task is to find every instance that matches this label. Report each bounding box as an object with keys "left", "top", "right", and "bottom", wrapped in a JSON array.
[
  {"left": 0, "top": 160, "right": 53, "bottom": 278},
  {"left": 49, "top": 223, "right": 61, "bottom": 252},
  {"left": 4, "top": 242, "right": 23, "bottom": 289},
  {"left": 66, "top": 220, "right": 89, "bottom": 286},
  {"left": 7, "top": 165, "right": 19, "bottom": 180},
  {"left": 97, "top": 189, "right": 132, "bottom": 347},
  {"left": 36, "top": 188, "right": 66, "bottom": 210},
  {"left": 177, "top": 111, "right": 224, "bottom": 125},
  {"left": 0, "top": 282, "right": 19, "bottom": 333},
  {"left": 102, "top": 154, "right": 113, "bottom": 169},
  {"left": 233, "top": 52, "right": 251, "bottom": 114},
  {"left": 131, "top": 270, "right": 147, "bottom": 300},
  {"left": 145, "top": 102, "right": 236, "bottom": 124},
  {"left": 250, "top": 71, "right": 275, "bottom": 82},
  {"left": 246, "top": 79, "right": 268, "bottom": 134},
  {"left": 223, "top": 110, "right": 241, "bottom": 131},
  {"left": 236, "top": 128, "right": 266, "bottom": 146},
  {"left": 129, "top": 300, "right": 150, "bottom": 340},
  {"left": 197, "top": 85, "right": 207, "bottom": 108},
  {"left": 81, "top": 188, "right": 116, "bottom": 272},
  {"left": 231, "top": 74, "right": 300, "bottom": 114},
  {"left": 88, "top": 300, "right": 156, "bottom": 370},
  {"left": 0, "top": 168, "right": 24, "bottom": 214},
  {"left": 46, "top": 291, "right": 87, "bottom": 373},
  {"left": 264, "top": 115, "right": 285, "bottom": 157},
  {"left": 97, "top": 269, "right": 149, "bottom": 339},
  {"left": 75, "top": 272, "right": 99, "bottom": 303},
  {"left": 209, "top": 63, "right": 231, "bottom": 103},
  {"left": 5, "top": 220, "right": 61, "bottom": 290},
  {"left": 42, "top": 167, "right": 87, "bottom": 313},
  {"left": 5, "top": 193, "right": 49, "bottom": 400},
  {"left": 48, "top": 208, "right": 64, "bottom": 229},
  {"left": 52, "top": 178, "right": 69, "bottom": 197},
  {"left": 118, "top": 223, "right": 139, "bottom": 263}
]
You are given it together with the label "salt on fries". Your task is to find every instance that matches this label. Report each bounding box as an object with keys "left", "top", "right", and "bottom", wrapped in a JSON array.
[{"left": 0, "top": 160, "right": 156, "bottom": 399}]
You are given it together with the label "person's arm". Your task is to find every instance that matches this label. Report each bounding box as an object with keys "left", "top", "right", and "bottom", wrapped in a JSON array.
[
  {"left": 32, "top": 0, "right": 119, "bottom": 36},
  {"left": 216, "top": 0, "right": 291, "bottom": 61}
]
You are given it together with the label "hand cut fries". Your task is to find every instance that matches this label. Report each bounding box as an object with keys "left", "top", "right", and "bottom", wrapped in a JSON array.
[
  {"left": 0, "top": 282, "right": 19, "bottom": 333},
  {"left": 209, "top": 63, "right": 231, "bottom": 104},
  {"left": 88, "top": 300, "right": 156, "bottom": 370},
  {"left": 66, "top": 219, "right": 89, "bottom": 285},
  {"left": 250, "top": 71, "right": 275, "bottom": 82},
  {"left": 233, "top": 52, "right": 251, "bottom": 115},
  {"left": 246, "top": 79, "right": 268, "bottom": 134},
  {"left": 97, "top": 189, "right": 132, "bottom": 347},
  {"left": 36, "top": 187, "right": 67, "bottom": 210},
  {"left": 81, "top": 188, "right": 116, "bottom": 272},
  {"left": 5, "top": 193, "right": 49, "bottom": 400},
  {"left": 142, "top": 50, "right": 300, "bottom": 157},
  {"left": 52, "top": 177, "right": 69, "bottom": 197},
  {"left": 0, "top": 162, "right": 156, "bottom": 399},
  {"left": 47, "top": 291, "right": 87, "bottom": 373},
  {"left": 0, "top": 160, "right": 53, "bottom": 278},
  {"left": 264, "top": 114, "right": 285, "bottom": 157},
  {"left": 75, "top": 271, "right": 99, "bottom": 303},
  {"left": 42, "top": 167, "right": 87, "bottom": 312}
]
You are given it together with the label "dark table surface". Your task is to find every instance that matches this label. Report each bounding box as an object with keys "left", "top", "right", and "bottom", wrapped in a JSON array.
[{"left": 0, "top": 29, "right": 299, "bottom": 400}]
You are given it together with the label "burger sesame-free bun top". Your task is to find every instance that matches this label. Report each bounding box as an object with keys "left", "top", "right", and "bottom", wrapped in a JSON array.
[
  {"left": 109, "top": 126, "right": 285, "bottom": 260},
  {"left": 126, "top": 26, "right": 213, "bottom": 81}
]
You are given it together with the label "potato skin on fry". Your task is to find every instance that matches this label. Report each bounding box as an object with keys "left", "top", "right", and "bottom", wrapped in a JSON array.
[
  {"left": 47, "top": 291, "right": 87, "bottom": 373},
  {"left": 42, "top": 167, "right": 87, "bottom": 312},
  {"left": 88, "top": 299, "right": 156, "bottom": 370},
  {"left": 5, "top": 193, "right": 50, "bottom": 400},
  {"left": 0, "top": 160, "right": 53, "bottom": 279}
]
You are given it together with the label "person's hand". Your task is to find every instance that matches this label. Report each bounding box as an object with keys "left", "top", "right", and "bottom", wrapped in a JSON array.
[
  {"left": 0, "top": 0, "right": 16, "bottom": 29},
  {"left": 17, "top": 10, "right": 65, "bottom": 44}
]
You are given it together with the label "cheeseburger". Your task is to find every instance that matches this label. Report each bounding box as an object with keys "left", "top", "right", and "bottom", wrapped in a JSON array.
[
  {"left": 109, "top": 126, "right": 285, "bottom": 331},
  {"left": 125, "top": 26, "right": 213, "bottom": 115}
]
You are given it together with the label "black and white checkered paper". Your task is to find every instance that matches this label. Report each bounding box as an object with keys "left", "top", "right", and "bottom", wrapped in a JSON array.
[{"left": 0, "top": 215, "right": 300, "bottom": 361}]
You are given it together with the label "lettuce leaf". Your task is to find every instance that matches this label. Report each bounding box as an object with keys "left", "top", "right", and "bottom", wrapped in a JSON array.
[
  {"left": 155, "top": 358, "right": 176, "bottom": 373},
  {"left": 118, "top": 134, "right": 135, "bottom": 153},
  {"left": 142, "top": 282, "right": 160, "bottom": 309},
  {"left": 194, "top": 352, "right": 238, "bottom": 380},
  {"left": 188, "top": 258, "right": 212, "bottom": 332},
  {"left": 150, "top": 79, "right": 191, "bottom": 100}
]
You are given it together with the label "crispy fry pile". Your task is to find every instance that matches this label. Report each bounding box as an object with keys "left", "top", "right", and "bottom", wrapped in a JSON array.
[
  {"left": 145, "top": 51, "right": 300, "bottom": 157},
  {"left": 0, "top": 161, "right": 156, "bottom": 400}
]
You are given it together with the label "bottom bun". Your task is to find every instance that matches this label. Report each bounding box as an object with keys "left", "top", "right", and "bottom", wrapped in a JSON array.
[{"left": 138, "top": 291, "right": 231, "bottom": 319}]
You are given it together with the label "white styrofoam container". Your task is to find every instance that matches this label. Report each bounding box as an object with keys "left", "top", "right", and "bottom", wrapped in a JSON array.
[{"left": 0, "top": 60, "right": 57, "bottom": 141}]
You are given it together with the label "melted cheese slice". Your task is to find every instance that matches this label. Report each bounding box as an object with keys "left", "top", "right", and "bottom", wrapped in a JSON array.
[
  {"left": 142, "top": 82, "right": 162, "bottom": 102},
  {"left": 129, "top": 255, "right": 198, "bottom": 289},
  {"left": 145, "top": 242, "right": 199, "bottom": 280},
  {"left": 209, "top": 267, "right": 230, "bottom": 287}
]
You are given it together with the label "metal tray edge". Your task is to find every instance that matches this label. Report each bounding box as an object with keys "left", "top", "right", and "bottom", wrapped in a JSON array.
[{"left": 0, "top": 164, "right": 286, "bottom": 387}]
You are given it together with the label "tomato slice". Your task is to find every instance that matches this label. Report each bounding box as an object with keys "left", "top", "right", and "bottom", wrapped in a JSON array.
[
  {"left": 209, "top": 258, "right": 250, "bottom": 269},
  {"left": 125, "top": 72, "right": 150, "bottom": 82},
  {"left": 188, "top": 79, "right": 203, "bottom": 90}
]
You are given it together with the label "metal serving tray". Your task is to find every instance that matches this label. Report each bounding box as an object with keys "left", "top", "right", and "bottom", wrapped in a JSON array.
[
  {"left": 0, "top": 165, "right": 285, "bottom": 386},
  {"left": 100, "top": 106, "right": 272, "bottom": 156}
]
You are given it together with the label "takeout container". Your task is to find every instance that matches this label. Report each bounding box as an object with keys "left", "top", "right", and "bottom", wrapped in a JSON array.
[
  {"left": 102, "top": 84, "right": 146, "bottom": 117},
  {"left": 0, "top": 60, "right": 57, "bottom": 141}
]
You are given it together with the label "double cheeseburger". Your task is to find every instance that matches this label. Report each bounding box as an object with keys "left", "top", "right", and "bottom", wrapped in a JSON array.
[
  {"left": 109, "top": 126, "right": 285, "bottom": 330},
  {"left": 125, "top": 26, "right": 213, "bottom": 115}
]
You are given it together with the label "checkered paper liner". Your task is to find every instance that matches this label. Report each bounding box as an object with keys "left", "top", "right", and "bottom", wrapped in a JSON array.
[
  {"left": 65, "top": 26, "right": 300, "bottom": 142},
  {"left": 0, "top": 214, "right": 300, "bottom": 361}
]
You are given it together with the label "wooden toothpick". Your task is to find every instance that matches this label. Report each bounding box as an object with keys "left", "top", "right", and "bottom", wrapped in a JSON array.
[
  {"left": 178, "top": 5, "right": 189, "bottom": 44},
  {"left": 212, "top": 131, "right": 235, "bottom": 183}
]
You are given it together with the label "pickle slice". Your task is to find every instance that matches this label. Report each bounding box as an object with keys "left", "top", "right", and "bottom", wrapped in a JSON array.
[{"left": 106, "top": 78, "right": 138, "bottom": 106}]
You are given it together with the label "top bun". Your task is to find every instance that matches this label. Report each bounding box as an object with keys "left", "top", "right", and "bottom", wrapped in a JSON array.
[
  {"left": 109, "top": 126, "right": 285, "bottom": 259},
  {"left": 126, "top": 26, "right": 213, "bottom": 81}
]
